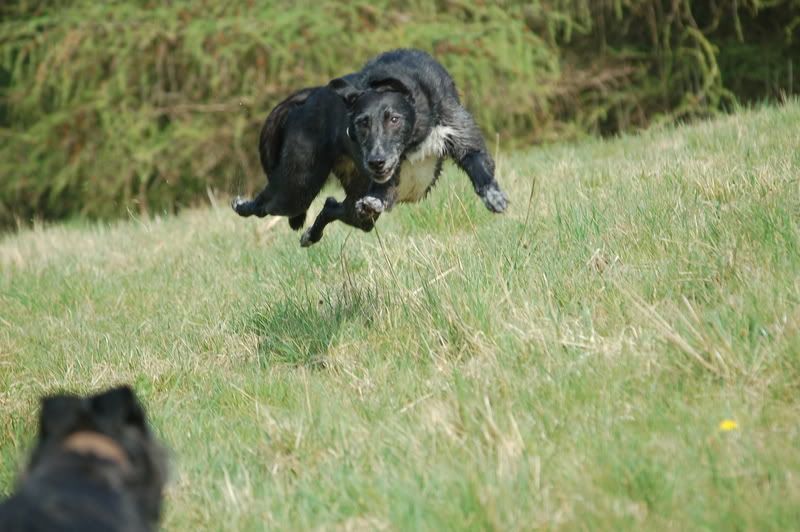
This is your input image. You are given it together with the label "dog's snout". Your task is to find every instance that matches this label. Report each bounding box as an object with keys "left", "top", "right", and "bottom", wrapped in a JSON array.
[{"left": 367, "top": 158, "right": 386, "bottom": 173}]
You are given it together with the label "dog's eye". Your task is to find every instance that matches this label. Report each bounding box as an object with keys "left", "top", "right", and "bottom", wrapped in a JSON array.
[{"left": 389, "top": 116, "right": 400, "bottom": 124}]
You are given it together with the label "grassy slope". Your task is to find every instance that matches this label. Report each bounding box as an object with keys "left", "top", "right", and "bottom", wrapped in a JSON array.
[{"left": 1, "top": 102, "right": 799, "bottom": 530}]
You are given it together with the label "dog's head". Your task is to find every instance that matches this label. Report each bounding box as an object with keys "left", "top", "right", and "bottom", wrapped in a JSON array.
[
  {"left": 26, "top": 385, "right": 167, "bottom": 527},
  {"left": 330, "top": 76, "right": 416, "bottom": 184}
]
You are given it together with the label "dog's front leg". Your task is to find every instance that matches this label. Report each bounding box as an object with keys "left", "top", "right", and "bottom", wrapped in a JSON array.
[
  {"left": 300, "top": 197, "right": 344, "bottom": 247},
  {"left": 300, "top": 196, "right": 378, "bottom": 247},
  {"left": 355, "top": 177, "right": 398, "bottom": 220},
  {"left": 457, "top": 150, "right": 509, "bottom": 213}
]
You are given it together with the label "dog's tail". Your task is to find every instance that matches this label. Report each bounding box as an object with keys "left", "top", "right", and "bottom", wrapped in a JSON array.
[{"left": 259, "top": 87, "right": 316, "bottom": 175}]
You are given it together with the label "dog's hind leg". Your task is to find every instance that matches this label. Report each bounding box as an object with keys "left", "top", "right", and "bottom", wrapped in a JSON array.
[
  {"left": 233, "top": 158, "right": 331, "bottom": 221},
  {"left": 300, "top": 196, "right": 377, "bottom": 247},
  {"left": 300, "top": 198, "right": 343, "bottom": 247},
  {"left": 232, "top": 183, "right": 318, "bottom": 221},
  {"left": 231, "top": 186, "right": 276, "bottom": 218},
  {"left": 444, "top": 105, "right": 509, "bottom": 213},
  {"left": 288, "top": 213, "right": 307, "bottom": 230}
]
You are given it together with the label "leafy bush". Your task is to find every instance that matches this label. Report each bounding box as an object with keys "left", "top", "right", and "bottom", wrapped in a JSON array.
[{"left": 1, "top": 0, "right": 798, "bottom": 227}]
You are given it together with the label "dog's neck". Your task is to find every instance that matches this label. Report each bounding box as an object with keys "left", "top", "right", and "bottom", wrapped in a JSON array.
[{"left": 62, "top": 431, "right": 131, "bottom": 472}]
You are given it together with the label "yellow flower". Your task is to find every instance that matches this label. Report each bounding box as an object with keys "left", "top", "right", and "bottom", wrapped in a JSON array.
[{"left": 719, "top": 419, "right": 738, "bottom": 431}]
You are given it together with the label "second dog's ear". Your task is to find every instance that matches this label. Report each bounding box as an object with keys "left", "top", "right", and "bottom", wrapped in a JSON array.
[
  {"left": 329, "top": 78, "right": 362, "bottom": 107},
  {"left": 40, "top": 394, "right": 85, "bottom": 439},
  {"left": 91, "top": 385, "right": 148, "bottom": 432}
]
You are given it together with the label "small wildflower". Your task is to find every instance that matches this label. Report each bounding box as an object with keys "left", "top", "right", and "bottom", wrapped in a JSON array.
[{"left": 719, "top": 419, "right": 738, "bottom": 432}]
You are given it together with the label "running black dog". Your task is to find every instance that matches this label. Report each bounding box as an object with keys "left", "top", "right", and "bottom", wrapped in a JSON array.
[
  {"left": 232, "top": 49, "right": 509, "bottom": 246},
  {"left": 0, "top": 386, "right": 167, "bottom": 532}
]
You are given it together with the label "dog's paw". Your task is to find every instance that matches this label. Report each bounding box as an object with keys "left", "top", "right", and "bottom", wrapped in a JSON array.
[
  {"left": 479, "top": 184, "right": 509, "bottom": 213},
  {"left": 300, "top": 229, "right": 318, "bottom": 248},
  {"left": 231, "top": 196, "right": 250, "bottom": 215},
  {"left": 355, "top": 196, "right": 385, "bottom": 219}
]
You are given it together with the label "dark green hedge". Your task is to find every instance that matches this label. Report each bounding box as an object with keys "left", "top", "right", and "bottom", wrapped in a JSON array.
[{"left": 1, "top": 0, "right": 798, "bottom": 227}]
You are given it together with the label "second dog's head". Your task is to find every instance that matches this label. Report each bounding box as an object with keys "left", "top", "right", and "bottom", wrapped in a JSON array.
[
  {"left": 330, "top": 76, "right": 416, "bottom": 184},
  {"left": 24, "top": 385, "right": 167, "bottom": 528}
]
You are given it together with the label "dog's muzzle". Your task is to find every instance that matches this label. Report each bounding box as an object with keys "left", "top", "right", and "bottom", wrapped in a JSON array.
[
  {"left": 368, "top": 158, "right": 398, "bottom": 184},
  {"left": 371, "top": 171, "right": 394, "bottom": 184}
]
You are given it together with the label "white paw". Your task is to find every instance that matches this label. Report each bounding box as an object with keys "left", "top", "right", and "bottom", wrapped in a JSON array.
[
  {"left": 479, "top": 184, "right": 509, "bottom": 213},
  {"left": 231, "top": 196, "right": 247, "bottom": 211},
  {"left": 300, "top": 229, "right": 315, "bottom": 247},
  {"left": 355, "top": 196, "right": 385, "bottom": 218}
]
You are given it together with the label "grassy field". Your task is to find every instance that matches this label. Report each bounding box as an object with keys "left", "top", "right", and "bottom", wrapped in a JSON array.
[{"left": 1, "top": 101, "right": 799, "bottom": 530}]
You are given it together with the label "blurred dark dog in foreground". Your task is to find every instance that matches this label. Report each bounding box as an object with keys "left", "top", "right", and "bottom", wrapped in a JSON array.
[
  {"left": 232, "top": 48, "right": 509, "bottom": 246},
  {"left": 0, "top": 385, "right": 167, "bottom": 532}
]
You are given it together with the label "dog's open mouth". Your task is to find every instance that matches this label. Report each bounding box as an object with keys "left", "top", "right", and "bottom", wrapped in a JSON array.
[{"left": 371, "top": 165, "right": 396, "bottom": 184}]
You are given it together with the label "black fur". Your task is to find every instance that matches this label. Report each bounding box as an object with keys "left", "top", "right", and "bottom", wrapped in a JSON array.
[
  {"left": 0, "top": 386, "right": 167, "bottom": 532},
  {"left": 232, "top": 49, "right": 509, "bottom": 246}
]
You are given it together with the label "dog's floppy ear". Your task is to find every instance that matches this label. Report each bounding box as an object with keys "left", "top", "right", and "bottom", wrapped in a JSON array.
[
  {"left": 369, "top": 77, "right": 415, "bottom": 103},
  {"left": 329, "top": 77, "right": 362, "bottom": 107},
  {"left": 39, "top": 394, "right": 86, "bottom": 439},
  {"left": 91, "top": 385, "right": 148, "bottom": 432}
]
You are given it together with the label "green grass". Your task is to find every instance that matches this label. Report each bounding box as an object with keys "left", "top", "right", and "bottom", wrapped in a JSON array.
[{"left": 1, "top": 101, "right": 799, "bottom": 530}]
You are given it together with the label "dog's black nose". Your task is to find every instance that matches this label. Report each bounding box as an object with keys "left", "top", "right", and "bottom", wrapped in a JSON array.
[{"left": 368, "top": 159, "right": 386, "bottom": 173}]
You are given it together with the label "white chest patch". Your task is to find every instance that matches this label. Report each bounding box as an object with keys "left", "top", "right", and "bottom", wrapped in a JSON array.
[
  {"left": 397, "top": 157, "right": 439, "bottom": 202},
  {"left": 396, "top": 125, "right": 455, "bottom": 203}
]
